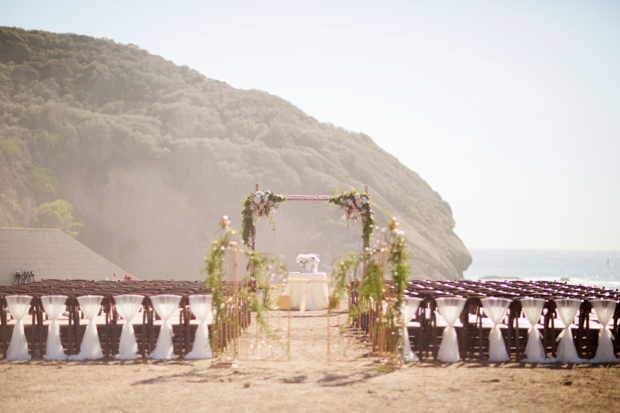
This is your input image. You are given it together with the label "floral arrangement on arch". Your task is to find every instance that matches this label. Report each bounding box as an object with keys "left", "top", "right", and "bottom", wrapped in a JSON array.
[
  {"left": 329, "top": 188, "right": 376, "bottom": 247},
  {"left": 241, "top": 190, "right": 287, "bottom": 248}
]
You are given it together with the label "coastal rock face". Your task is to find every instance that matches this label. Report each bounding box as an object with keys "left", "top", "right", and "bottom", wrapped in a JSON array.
[{"left": 0, "top": 27, "right": 471, "bottom": 280}]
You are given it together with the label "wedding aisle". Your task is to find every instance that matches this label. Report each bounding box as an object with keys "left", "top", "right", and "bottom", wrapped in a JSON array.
[
  {"left": 286, "top": 309, "right": 367, "bottom": 363},
  {"left": 223, "top": 309, "right": 367, "bottom": 364}
]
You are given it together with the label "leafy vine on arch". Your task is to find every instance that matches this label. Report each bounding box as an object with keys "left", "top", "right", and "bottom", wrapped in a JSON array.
[
  {"left": 240, "top": 190, "right": 287, "bottom": 248},
  {"left": 328, "top": 188, "right": 376, "bottom": 248},
  {"left": 240, "top": 186, "right": 376, "bottom": 250}
]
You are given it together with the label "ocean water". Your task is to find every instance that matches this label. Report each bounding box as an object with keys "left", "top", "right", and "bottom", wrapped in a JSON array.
[{"left": 463, "top": 249, "right": 620, "bottom": 290}]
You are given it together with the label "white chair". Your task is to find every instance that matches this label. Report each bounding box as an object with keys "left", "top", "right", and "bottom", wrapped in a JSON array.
[
  {"left": 436, "top": 297, "right": 467, "bottom": 363},
  {"left": 114, "top": 294, "right": 144, "bottom": 360},
  {"left": 481, "top": 297, "right": 511, "bottom": 362},
  {"left": 590, "top": 299, "right": 618, "bottom": 363},
  {"left": 69, "top": 295, "right": 104, "bottom": 360},
  {"left": 402, "top": 297, "right": 423, "bottom": 362},
  {"left": 6, "top": 295, "right": 32, "bottom": 360},
  {"left": 148, "top": 295, "right": 182, "bottom": 360},
  {"left": 41, "top": 295, "right": 68, "bottom": 360},
  {"left": 520, "top": 298, "right": 555, "bottom": 363},
  {"left": 555, "top": 299, "right": 584, "bottom": 363},
  {"left": 185, "top": 294, "right": 213, "bottom": 359}
]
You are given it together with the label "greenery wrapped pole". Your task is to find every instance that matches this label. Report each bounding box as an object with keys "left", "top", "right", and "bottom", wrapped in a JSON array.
[
  {"left": 203, "top": 216, "right": 287, "bottom": 358},
  {"left": 330, "top": 217, "right": 411, "bottom": 360},
  {"left": 252, "top": 183, "right": 258, "bottom": 251},
  {"left": 363, "top": 185, "right": 370, "bottom": 250}
]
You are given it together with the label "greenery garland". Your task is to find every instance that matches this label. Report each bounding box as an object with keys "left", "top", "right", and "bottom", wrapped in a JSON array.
[
  {"left": 203, "top": 220, "right": 285, "bottom": 356},
  {"left": 349, "top": 253, "right": 385, "bottom": 321},
  {"left": 328, "top": 188, "right": 375, "bottom": 247},
  {"left": 203, "top": 225, "right": 234, "bottom": 356},
  {"left": 329, "top": 253, "right": 362, "bottom": 310},
  {"left": 384, "top": 218, "right": 411, "bottom": 321},
  {"left": 241, "top": 190, "right": 287, "bottom": 248},
  {"left": 245, "top": 250, "right": 286, "bottom": 311},
  {"left": 330, "top": 218, "right": 411, "bottom": 355}
]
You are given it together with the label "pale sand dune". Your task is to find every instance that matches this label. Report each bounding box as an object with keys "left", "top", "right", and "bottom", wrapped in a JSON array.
[{"left": 1, "top": 310, "right": 620, "bottom": 413}]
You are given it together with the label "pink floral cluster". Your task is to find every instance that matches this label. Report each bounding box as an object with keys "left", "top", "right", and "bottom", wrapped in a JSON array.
[
  {"left": 249, "top": 277, "right": 270, "bottom": 293},
  {"left": 250, "top": 191, "right": 274, "bottom": 219},
  {"left": 337, "top": 192, "right": 368, "bottom": 223}
]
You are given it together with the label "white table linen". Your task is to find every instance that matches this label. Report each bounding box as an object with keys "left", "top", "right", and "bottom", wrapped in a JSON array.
[
  {"left": 41, "top": 295, "right": 68, "bottom": 360},
  {"left": 284, "top": 272, "right": 329, "bottom": 311}
]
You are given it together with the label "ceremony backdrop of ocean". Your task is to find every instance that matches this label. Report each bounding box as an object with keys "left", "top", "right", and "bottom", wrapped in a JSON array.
[{"left": 463, "top": 249, "right": 620, "bottom": 290}]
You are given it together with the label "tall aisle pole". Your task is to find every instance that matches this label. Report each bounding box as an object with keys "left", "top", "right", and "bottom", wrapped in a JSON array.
[{"left": 251, "top": 183, "right": 259, "bottom": 252}]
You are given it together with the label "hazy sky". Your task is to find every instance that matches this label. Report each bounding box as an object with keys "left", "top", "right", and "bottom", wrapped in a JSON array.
[{"left": 3, "top": 0, "right": 619, "bottom": 250}]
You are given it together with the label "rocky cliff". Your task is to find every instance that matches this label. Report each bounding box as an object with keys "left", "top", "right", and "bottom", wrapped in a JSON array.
[{"left": 0, "top": 27, "right": 471, "bottom": 280}]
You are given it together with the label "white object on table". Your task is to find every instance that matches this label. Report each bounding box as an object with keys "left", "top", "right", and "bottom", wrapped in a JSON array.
[
  {"left": 520, "top": 298, "right": 555, "bottom": 363},
  {"left": 6, "top": 295, "right": 32, "bottom": 360},
  {"left": 481, "top": 297, "right": 511, "bottom": 362},
  {"left": 436, "top": 297, "right": 466, "bottom": 363},
  {"left": 185, "top": 294, "right": 213, "bottom": 359},
  {"left": 148, "top": 294, "right": 181, "bottom": 360},
  {"left": 69, "top": 295, "right": 104, "bottom": 360},
  {"left": 402, "top": 297, "right": 423, "bottom": 362},
  {"left": 296, "top": 254, "right": 320, "bottom": 273},
  {"left": 41, "top": 295, "right": 68, "bottom": 360},
  {"left": 284, "top": 272, "right": 329, "bottom": 311},
  {"left": 114, "top": 294, "right": 144, "bottom": 360},
  {"left": 555, "top": 298, "right": 584, "bottom": 363},
  {"left": 590, "top": 299, "right": 618, "bottom": 363}
]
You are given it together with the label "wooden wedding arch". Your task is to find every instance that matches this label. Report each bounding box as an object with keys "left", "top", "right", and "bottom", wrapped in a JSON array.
[
  {"left": 245, "top": 183, "right": 374, "bottom": 253},
  {"left": 239, "top": 183, "right": 402, "bottom": 362}
]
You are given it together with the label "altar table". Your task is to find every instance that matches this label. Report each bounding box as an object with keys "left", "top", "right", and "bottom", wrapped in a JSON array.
[{"left": 284, "top": 272, "right": 329, "bottom": 310}]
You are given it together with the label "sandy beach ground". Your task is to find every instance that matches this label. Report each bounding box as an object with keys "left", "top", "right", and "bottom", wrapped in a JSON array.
[{"left": 2, "top": 310, "right": 620, "bottom": 413}]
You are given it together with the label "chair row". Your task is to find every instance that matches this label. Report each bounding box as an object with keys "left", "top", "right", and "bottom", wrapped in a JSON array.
[
  {"left": 405, "top": 279, "right": 620, "bottom": 301},
  {"left": 0, "top": 279, "right": 214, "bottom": 298},
  {"left": 0, "top": 293, "right": 237, "bottom": 361},
  {"left": 401, "top": 295, "right": 619, "bottom": 363}
]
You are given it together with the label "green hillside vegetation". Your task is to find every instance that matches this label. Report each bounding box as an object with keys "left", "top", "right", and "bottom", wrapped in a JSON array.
[
  {"left": 0, "top": 27, "right": 471, "bottom": 280},
  {"left": 33, "top": 199, "right": 82, "bottom": 237}
]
